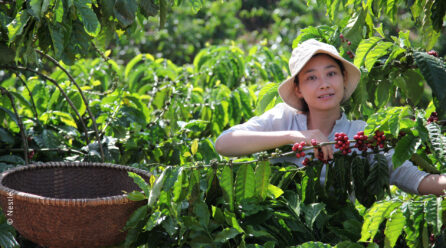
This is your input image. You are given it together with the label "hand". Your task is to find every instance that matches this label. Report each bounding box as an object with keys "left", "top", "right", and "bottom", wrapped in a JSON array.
[{"left": 291, "top": 129, "right": 333, "bottom": 161}]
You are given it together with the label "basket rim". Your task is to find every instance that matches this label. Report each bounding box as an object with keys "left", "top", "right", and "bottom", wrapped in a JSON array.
[{"left": 0, "top": 162, "right": 151, "bottom": 206}]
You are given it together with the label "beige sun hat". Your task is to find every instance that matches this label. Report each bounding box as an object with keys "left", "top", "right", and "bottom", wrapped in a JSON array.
[{"left": 278, "top": 39, "right": 361, "bottom": 111}]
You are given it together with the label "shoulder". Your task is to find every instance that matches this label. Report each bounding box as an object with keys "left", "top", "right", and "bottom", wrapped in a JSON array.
[
  {"left": 349, "top": 119, "right": 367, "bottom": 131},
  {"left": 338, "top": 114, "right": 366, "bottom": 137},
  {"left": 261, "top": 103, "right": 298, "bottom": 118}
]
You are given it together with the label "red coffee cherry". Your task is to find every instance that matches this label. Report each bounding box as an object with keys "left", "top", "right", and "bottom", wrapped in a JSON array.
[
  {"left": 293, "top": 141, "right": 306, "bottom": 158},
  {"left": 354, "top": 130, "right": 369, "bottom": 151},
  {"left": 427, "top": 112, "right": 438, "bottom": 124},
  {"left": 311, "top": 139, "right": 317, "bottom": 146},
  {"left": 427, "top": 50, "right": 438, "bottom": 57},
  {"left": 335, "top": 132, "right": 351, "bottom": 155}
]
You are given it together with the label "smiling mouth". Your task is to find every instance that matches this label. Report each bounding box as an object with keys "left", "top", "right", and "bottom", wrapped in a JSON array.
[{"left": 318, "top": 93, "right": 335, "bottom": 99}]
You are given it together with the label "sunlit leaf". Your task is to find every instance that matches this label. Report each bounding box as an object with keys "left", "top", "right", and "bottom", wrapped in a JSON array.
[{"left": 235, "top": 165, "right": 255, "bottom": 203}]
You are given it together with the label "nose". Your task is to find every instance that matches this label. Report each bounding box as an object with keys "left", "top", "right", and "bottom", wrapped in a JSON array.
[{"left": 319, "top": 77, "right": 331, "bottom": 89}]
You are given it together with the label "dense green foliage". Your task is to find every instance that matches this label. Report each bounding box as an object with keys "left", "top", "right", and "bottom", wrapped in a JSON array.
[{"left": 0, "top": 0, "right": 446, "bottom": 247}]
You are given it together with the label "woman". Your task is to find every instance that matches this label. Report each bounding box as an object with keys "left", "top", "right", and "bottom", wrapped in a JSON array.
[{"left": 215, "top": 39, "right": 446, "bottom": 195}]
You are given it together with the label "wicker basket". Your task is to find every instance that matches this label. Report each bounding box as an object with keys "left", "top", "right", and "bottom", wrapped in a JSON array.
[{"left": 0, "top": 162, "right": 151, "bottom": 248}]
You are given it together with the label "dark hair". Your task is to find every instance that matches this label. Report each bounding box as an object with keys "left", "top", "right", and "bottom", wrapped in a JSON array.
[{"left": 293, "top": 54, "right": 346, "bottom": 112}]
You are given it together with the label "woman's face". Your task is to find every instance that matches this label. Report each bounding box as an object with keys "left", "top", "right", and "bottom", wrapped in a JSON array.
[{"left": 294, "top": 54, "right": 346, "bottom": 112}]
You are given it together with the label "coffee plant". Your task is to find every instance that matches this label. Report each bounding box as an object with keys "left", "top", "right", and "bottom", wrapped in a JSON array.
[{"left": 0, "top": 0, "right": 446, "bottom": 247}]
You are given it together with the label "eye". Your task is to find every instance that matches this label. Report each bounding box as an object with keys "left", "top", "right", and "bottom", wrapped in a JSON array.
[
  {"left": 306, "top": 75, "right": 317, "bottom": 81},
  {"left": 327, "top": 71, "right": 337, "bottom": 77}
]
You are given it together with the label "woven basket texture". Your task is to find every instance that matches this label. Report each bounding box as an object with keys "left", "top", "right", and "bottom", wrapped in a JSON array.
[{"left": 0, "top": 162, "right": 151, "bottom": 248}]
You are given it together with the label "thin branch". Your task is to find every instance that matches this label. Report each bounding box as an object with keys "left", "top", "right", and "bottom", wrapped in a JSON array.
[
  {"left": 89, "top": 42, "right": 119, "bottom": 96},
  {"left": 36, "top": 50, "right": 104, "bottom": 162},
  {"left": 16, "top": 73, "right": 41, "bottom": 126},
  {"left": 100, "top": 103, "right": 121, "bottom": 137},
  {"left": 0, "top": 86, "right": 29, "bottom": 164},
  {"left": 0, "top": 148, "right": 85, "bottom": 155},
  {"left": 3, "top": 65, "right": 90, "bottom": 144}
]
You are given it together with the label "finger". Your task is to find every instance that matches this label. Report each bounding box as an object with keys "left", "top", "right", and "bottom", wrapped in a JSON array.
[
  {"left": 322, "top": 146, "right": 329, "bottom": 161},
  {"left": 313, "top": 147, "right": 319, "bottom": 159},
  {"left": 328, "top": 145, "right": 334, "bottom": 160}
]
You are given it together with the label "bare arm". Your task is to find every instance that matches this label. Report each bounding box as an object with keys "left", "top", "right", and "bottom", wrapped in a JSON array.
[
  {"left": 417, "top": 174, "right": 446, "bottom": 195},
  {"left": 215, "top": 129, "right": 334, "bottom": 159}
]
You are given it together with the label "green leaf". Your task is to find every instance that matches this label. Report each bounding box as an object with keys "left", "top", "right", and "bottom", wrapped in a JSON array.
[
  {"left": 172, "top": 167, "right": 188, "bottom": 202},
  {"left": 256, "top": 82, "right": 278, "bottom": 114},
  {"left": 267, "top": 184, "right": 284, "bottom": 198},
  {"left": 7, "top": 11, "right": 30, "bottom": 44},
  {"left": 342, "top": 9, "right": 365, "bottom": 47},
  {"left": 0, "top": 128, "right": 14, "bottom": 145},
  {"left": 0, "top": 106, "right": 18, "bottom": 126},
  {"left": 360, "top": 201, "right": 401, "bottom": 242},
  {"left": 28, "top": 0, "right": 43, "bottom": 19},
  {"left": 365, "top": 41, "right": 393, "bottom": 72},
  {"left": 128, "top": 171, "right": 149, "bottom": 196},
  {"left": 335, "top": 241, "right": 363, "bottom": 248},
  {"left": 374, "top": 79, "right": 390, "bottom": 108},
  {"left": 74, "top": 0, "right": 101, "bottom": 37},
  {"left": 255, "top": 161, "right": 271, "bottom": 201},
  {"left": 414, "top": 51, "right": 446, "bottom": 119},
  {"left": 125, "top": 205, "right": 148, "bottom": 230},
  {"left": 191, "top": 138, "right": 198, "bottom": 155},
  {"left": 0, "top": 155, "right": 25, "bottom": 165},
  {"left": 138, "top": 0, "right": 158, "bottom": 17},
  {"left": 302, "top": 203, "right": 325, "bottom": 230},
  {"left": 220, "top": 165, "right": 234, "bottom": 212},
  {"left": 400, "top": 70, "right": 424, "bottom": 105},
  {"left": 54, "top": 0, "right": 64, "bottom": 22},
  {"left": 194, "top": 202, "right": 210, "bottom": 227},
  {"left": 34, "top": 129, "right": 60, "bottom": 148},
  {"left": 426, "top": 122, "right": 446, "bottom": 164},
  {"left": 403, "top": 201, "right": 425, "bottom": 247},
  {"left": 284, "top": 191, "right": 300, "bottom": 218},
  {"left": 297, "top": 241, "right": 332, "bottom": 248},
  {"left": 147, "top": 167, "right": 170, "bottom": 207},
  {"left": 354, "top": 37, "right": 381, "bottom": 68},
  {"left": 51, "top": 111, "right": 78, "bottom": 128},
  {"left": 48, "top": 22, "right": 64, "bottom": 58},
  {"left": 383, "top": 209, "right": 405, "bottom": 248},
  {"left": 8, "top": 91, "right": 31, "bottom": 110},
  {"left": 392, "top": 134, "right": 421, "bottom": 168},
  {"left": 425, "top": 196, "right": 443, "bottom": 234},
  {"left": 0, "top": 42, "right": 15, "bottom": 65},
  {"left": 127, "top": 191, "right": 146, "bottom": 201},
  {"left": 114, "top": 0, "right": 137, "bottom": 27},
  {"left": 144, "top": 211, "right": 163, "bottom": 231},
  {"left": 384, "top": 47, "right": 406, "bottom": 67},
  {"left": 212, "top": 206, "right": 226, "bottom": 225},
  {"left": 188, "top": 0, "right": 205, "bottom": 13},
  {"left": 431, "top": 0, "right": 446, "bottom": 32},
  {"left": 224, "top": 209, "right": 244, "bottom": 233},
  {"left": 235, "top": 165, "right": 255, "bottom": 203},
  {"left": 214, "top": 228, "right": 240, "bottom": 243},
  {"left": 0, "top": 223, "right": 18, "bottom": 248}
]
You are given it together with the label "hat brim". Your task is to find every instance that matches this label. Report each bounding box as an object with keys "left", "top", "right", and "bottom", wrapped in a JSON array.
[{"left": 278, "top": 49, "right": 361, "bottom": 111}]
